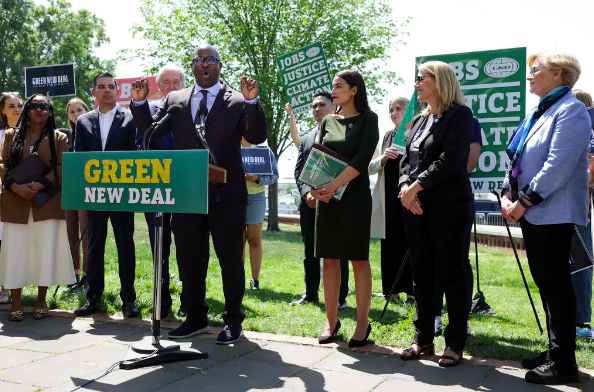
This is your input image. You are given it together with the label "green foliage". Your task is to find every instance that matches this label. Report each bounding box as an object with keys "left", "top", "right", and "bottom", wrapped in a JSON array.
[
  {"left": 285, "top": 183, "right": 295, "bottom": 194},
  {"left": 0, "top": 0, "right": 114, "bottom": 127},
  {"left": 129, "top": 0, "right": 409, "bottom": 158}
]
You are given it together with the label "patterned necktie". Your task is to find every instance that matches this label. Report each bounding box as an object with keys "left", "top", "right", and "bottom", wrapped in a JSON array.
[{"left": 199, "top": 89, "right": 208, "bottom": 117}]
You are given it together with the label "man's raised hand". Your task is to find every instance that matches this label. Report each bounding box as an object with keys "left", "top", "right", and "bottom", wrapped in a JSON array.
[
  {"left": 131, "top": 78, "right": 150, "bottom": 102},
  {"left": 240, "top": 76, "right": 259, "bottom": 100}
]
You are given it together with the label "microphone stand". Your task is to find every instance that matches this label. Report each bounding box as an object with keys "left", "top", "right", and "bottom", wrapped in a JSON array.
[{"left": 121, "top": 120, "right": 208, "bottom": 370}]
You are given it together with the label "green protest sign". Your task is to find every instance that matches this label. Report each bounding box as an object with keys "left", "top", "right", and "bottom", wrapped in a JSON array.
[
  {"left": 62, "top": 150, "right": 209, "bottom": 213},
  {"left": 278, "top": 42, "right": 332, "bottom": 115},
  {"left": 415, "top": 47, "right": 527, "bottom": 193},
  {"left": 392, "top": 90, "right": 417, "bottom": 154}
]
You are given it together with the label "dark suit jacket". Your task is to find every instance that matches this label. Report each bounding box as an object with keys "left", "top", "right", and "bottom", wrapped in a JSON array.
[
  {"left": 294, "top": 130, "right": 318, "bottom": 208},
  {"left": 399, "top": 104, "right": 473, "bottom": 202},
  {"left": 74, "top": 106, "right": 137, "bottom": 152},
  {"left": 134, "top": 101, "right": 175, "bottom": 151},
  {"left": 130, "top": 82, "right": 268, "bottom": 202},
  {"left": 57, "top": 128, "right": 75, "bottom": 152}
]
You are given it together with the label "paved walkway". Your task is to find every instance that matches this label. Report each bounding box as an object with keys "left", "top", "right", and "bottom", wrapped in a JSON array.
[{"left": 0, "top": 309, "right": 592, "bottom": 392}]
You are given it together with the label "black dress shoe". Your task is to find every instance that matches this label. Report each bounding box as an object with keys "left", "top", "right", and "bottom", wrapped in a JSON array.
[
  {"left": 71, "top": 275, "right": 88, "bottom": 293},
  {"left": 318, "top": 319, "right": 341, "bottom": 344},
  {"left": 290, "top": 294, "right": 318, "bottom": 306},
  {"left": 75, "top": 300, "right": 99, "bottom": 316},
  {"left": 521, "top": 351, "right": 548, "bottom": 369},
  {"left": 122, "top": 302, "right": 139, "bottom": 318},
  {"left": 348, "top": 323, "right": 372, "bottom": 348},
  {"left": 338, "top": 301, "right": 347, "bottom": 310},
  {"left": 525, "top": 360, "right": 579, "bottom": 385}
]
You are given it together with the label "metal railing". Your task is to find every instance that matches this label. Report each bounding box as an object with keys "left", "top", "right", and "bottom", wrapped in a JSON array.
[{"left": 486, "top": 212, "right": 520, "bottom": 228}]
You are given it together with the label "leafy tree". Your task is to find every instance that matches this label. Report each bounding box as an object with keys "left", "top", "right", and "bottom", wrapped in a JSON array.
[
  {"left": 0, "top": 0, "right": 114, "bottom": 127},
  {"left": 286, "top": 183, "right": 295, "bottom": 195},
  {"left": 129, "top": 0, "right": 409, "bottom": 231}
]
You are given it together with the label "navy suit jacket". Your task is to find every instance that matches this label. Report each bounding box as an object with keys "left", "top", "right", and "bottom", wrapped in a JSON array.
[
  {"left": 135, "top": 101, "right": 175, "bottom": 151},
  {"left": 74, "top": 106, "right": 137, "bottom": 152}
]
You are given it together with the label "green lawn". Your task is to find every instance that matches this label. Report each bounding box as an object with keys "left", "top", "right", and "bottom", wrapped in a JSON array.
[{"left": 21, "top": 215, "right": 594, "bottom": 369}]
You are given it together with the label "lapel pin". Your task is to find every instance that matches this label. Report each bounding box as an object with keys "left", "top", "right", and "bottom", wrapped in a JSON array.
[{"left": 115, "top": 114, "right": 121, "bottom": 119}]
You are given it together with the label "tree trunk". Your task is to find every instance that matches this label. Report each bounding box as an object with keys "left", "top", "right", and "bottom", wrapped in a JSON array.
[{"left": 267, "top": 181, "right": 281, "bottom": 231}]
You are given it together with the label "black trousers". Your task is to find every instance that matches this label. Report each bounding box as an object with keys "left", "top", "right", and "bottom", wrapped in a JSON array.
[
  {"left": 300, "top": 203, "right": 348, "bottom": 302},
  {"left": 145, "top": 212, "right": 174, "bottom": 309},
  {"left": 521, "top": 218, "right": 576, "bottom": 369},
  {"left": 86, "top": 211, "right": 136, "bottom": 303},
  {"left": 172, "top": 197, "right": 245, "bottom": 325},
  {"left": 403, "top": 199, "right": 471, "bottom": 351},
  {"left": 381, "top": 196, "right": 413, "bottom": 297}
]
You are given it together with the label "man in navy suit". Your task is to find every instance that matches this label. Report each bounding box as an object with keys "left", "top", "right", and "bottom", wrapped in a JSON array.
[
  {"left": 74, "top": 72, "right": 139, "bottom": 318},
  {"left": 135, "top": 64, "right": 185, "bottom": 319}
]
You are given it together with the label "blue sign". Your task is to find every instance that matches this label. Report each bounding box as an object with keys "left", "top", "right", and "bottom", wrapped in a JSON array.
[
  {"left": 242, "top": 147, "right": 273, "bottom": 175},
  {"left": 588, "top": 108, "right": 594, "bottom": 154}
]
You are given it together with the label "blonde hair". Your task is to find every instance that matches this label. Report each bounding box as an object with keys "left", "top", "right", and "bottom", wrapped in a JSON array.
[
  {"left": 572, "top": 89, "right": 592, "bottom": 107},
  {"left": 66, "top": 97, "right": 90, "bottom": 130},
  {"left": 417, "top": 61, "right": 467, "bottom": 116},
  {"left": 388, "top": 96, "right": 410, "bottom": 112},
  {"left": 528, "top": 52, "right": 581, "bottom": 88}
]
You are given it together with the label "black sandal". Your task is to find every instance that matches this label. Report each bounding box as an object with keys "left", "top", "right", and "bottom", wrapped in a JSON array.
[
  {"left": 439, "top": 347, "right": 463, "bottom": 367},
  {"left": 400, "top": 342, "right": 435, "bottom": 361}
]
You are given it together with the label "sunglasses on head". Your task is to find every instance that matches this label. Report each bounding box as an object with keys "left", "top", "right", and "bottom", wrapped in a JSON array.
[{"left": 29, "top": 102, "right": 51, "bottom": 112}]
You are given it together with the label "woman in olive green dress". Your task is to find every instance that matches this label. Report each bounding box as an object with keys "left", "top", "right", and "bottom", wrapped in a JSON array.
[{"left": 311, "top": 70, "right": 379, "bottom": 347}]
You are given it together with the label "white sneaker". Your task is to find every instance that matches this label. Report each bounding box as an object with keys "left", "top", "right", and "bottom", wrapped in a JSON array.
[{"left": 434, "top": 316, "right": 443, "bottom": 336}]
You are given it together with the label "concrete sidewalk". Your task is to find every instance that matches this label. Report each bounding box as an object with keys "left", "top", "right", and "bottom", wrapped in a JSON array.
[{"left": 0, "top": 309, "right": 592, "bottom": 392}]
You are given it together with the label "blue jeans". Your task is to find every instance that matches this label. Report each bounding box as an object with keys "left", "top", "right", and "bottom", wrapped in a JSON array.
[{"left": 572, "top": 221, "right": 593, "bottom": 324}]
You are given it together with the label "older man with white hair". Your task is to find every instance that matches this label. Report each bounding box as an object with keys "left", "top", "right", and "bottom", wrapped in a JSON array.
[{"left": 136, "top": 63, "right": 186, "bottom": 319}]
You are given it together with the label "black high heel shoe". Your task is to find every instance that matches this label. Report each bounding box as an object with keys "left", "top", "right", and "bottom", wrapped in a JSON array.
[
  {"left": 348, "top": 322, "right": 372, "bottom": 348},
  {"left": 318, "top": 319, "right": 341, "bottom": 344}
]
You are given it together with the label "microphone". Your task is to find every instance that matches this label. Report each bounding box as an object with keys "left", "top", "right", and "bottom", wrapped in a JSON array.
[
  {"left": 194, "top": 107, "right": 218, "bottom": 166},
  {"left": 143, "top": 104, "right": 182, "bottom": 150}
]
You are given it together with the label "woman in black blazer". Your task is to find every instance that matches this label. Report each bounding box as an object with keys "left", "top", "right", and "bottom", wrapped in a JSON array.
[{"left": 398, "top": 61, "right": 473, "bottom": 367}]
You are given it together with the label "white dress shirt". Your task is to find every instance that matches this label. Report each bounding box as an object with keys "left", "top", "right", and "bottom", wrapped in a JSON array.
[{"left": 98, "top": 105, "right": 118, "bottom": 150}]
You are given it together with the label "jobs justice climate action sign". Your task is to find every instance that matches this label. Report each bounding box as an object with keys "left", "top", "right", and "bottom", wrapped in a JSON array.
[
  {"left": 25, "top": 63, "right": 76, "bottom": 98},
  {"left": 278, "top": 42, "right": 332, "bottom": 115},
  {"left": 62, "top": 151, "right": 209, "bottom": 214},
  {"left": 417, "top": 47, "right": 527, "bottom": 193}
]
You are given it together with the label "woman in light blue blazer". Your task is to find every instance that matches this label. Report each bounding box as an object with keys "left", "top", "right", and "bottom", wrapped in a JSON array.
[{"left": 501, "top": 52, "right": 590, "bottom": 385}]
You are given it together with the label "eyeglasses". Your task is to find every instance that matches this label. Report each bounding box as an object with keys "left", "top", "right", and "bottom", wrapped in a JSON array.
[
  {"left": 29, "top": 102, "right": 51, "bottom": 112},
  {"left": 192, "top": 57, "right": 220, "bottom": 66},
  {"left": 529, "top": 66, "right": 546, "bottom": 76},
  {"left": 415, "top": 75, "right": 430, "bottom": 84}
]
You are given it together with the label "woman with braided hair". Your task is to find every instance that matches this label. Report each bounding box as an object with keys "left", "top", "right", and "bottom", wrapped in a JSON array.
[{"left": 0, "top": 94, "right": 74, "bottom": 322}]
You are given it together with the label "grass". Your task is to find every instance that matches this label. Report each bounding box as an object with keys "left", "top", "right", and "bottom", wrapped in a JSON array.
[{"left": 20, "top": 215, "right": 594, "bottom": 369}]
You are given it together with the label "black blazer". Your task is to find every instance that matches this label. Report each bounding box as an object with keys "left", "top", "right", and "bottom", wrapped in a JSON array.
[
  {"left": 130, "top": 82, "right": 268, "bottom": 202},
  {"left": 74, "top": 107, "right": 137, "bottom": 152},
  {"left": 294, "top": 130, "right": 318, "bottom": 203},
  {"left": 399, "top": 104, "right": 473, "bottom": 202}
]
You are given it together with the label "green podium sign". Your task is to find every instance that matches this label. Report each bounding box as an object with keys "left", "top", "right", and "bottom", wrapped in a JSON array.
[{"left": 62, "top": 150, "right": 209, "bottom": 213}]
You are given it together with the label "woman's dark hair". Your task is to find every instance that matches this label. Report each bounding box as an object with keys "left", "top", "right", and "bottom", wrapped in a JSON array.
[
  {"left": 335, "top": 70, "right": 370, "bottom": 114},
  {"left": 3, "top": 94, "right": 59, "bottom": 187}
]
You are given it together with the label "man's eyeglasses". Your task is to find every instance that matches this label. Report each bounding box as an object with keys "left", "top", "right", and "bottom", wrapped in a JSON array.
[
  {"left": 529, "top": 66, "right": 546, "bottom": 76},
  {"left": 415, "top": 75, "right": 430, "bottom": 84},
  {"left": 29, "top": 102, "right": 51, "bottom": 112},
  {"left": 192, "top": 57, "right": 220, "bottom": 66}
]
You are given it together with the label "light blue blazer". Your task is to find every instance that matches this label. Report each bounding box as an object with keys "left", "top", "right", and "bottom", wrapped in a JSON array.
[{"left": 503, "top": 91, "right": 590, "bottom": 226}]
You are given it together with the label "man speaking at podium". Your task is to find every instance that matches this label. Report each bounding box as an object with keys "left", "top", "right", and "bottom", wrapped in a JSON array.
[{"left": 130, "top": 44, "right": 268, "bottom": 344}]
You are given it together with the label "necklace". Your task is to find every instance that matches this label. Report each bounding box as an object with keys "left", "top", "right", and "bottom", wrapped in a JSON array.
[{"left": 28, "top": 131, "right": 41, "bottom": 153}]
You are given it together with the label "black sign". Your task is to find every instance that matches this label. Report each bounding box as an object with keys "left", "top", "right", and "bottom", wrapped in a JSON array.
[
  {"left": 25, "top": 63, "right": 76, "bottom": 98},
  {"left": 242, "top": 147, "right": 273, "bottom": 175}
]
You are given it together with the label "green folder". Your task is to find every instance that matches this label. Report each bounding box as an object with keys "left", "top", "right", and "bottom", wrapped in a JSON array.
[{"left": 298, "top": 143, "right": 349, "bottom": 201}]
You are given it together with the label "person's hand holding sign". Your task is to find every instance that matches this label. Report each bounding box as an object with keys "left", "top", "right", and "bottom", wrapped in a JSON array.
[
  {"left": 131, "top": 78, "right": 150, "bottom": 102},
  {"left": 241, "top": 77, "right": 259, "bottom": 100}
]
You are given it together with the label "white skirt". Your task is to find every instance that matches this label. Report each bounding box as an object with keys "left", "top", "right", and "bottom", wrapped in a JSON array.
[{"left": 0, "top": 211, "right": 75, "bottom": 288}]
